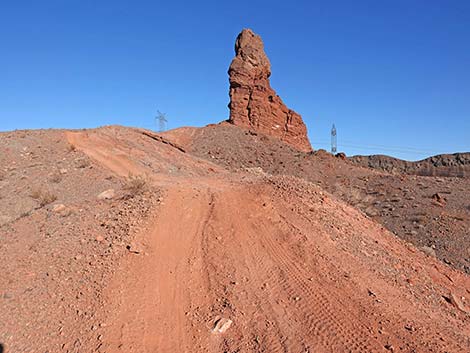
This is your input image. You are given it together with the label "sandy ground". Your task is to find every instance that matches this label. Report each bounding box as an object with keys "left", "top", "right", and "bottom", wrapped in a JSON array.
[{"left": 1, "top": 125, "right": 469, "bottom": 352}]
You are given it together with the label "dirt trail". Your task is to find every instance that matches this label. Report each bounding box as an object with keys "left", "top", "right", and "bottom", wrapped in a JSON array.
[
  {"left": 104, "top": 183, "right": 379, "bottom": 352},
  {"left": 62, "top": 126, "right": 470, "bottom": 352},
  {"left": 98, "top": 178, "right": 470, "bottom": 352},
  {"left": 66, "top": 131, "right": 147, "bottom": 177},
  {"left": 102, "top": 184, "right": 211, "bottom": 351}
]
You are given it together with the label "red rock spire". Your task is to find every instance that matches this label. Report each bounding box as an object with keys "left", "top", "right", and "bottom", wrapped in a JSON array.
[{"left": 228, "top": 29, "right": 312, "bottom": 152}]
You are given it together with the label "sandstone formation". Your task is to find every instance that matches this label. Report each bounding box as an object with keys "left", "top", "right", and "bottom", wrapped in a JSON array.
[{"left": 228, "top": 29, "right": 312, "bottom": 152}]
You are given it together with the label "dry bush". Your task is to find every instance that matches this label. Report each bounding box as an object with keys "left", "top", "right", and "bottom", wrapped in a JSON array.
[
  {"left": 364, "top": 206, "right": 378, "bottom": 217},
  {"left": 19, "top": 210, "right": 31, "bottom": 218},
  {"left": 76, "top": 158, "right": 91, "bottom": 168},
  {"left": 31, "top": 188, "right": 57, "bottom": 207},
  {"left": 408, "top": 214, "right": 426, "bottom": 224},
  {"left": 333, "top": 183, "right": 364, "bottom": 204},
  {"left": 49, "top": 171, "right": 62, "bottom": 183},
  {"left": 67, "top": 143, "right": 76, "bottom": 152},
  {"left": 124, "top": 174, "right": 148, "bottom": 196}
]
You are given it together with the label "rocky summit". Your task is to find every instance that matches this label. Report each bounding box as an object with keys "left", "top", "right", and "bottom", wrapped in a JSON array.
[{"left": 228, "top": 29, "right": 312, "bottom": 152}]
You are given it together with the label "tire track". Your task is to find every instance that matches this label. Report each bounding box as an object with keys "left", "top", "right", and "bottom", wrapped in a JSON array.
[
  {"left": 257, "top": 219, "right": 381, "bottom": 352},
  {"left": 243, "top": 233, "right": 291, "bottom": 353}
]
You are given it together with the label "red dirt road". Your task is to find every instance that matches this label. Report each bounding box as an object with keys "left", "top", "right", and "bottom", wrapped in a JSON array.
[
  {"left": 104, "top": 183, "right": 215, "bottom": 351},
  {"left": 100, "top": 178, "right": 470, "bottom": 352},
  {"left": 71, "top": 127, "right": 470, "bottom": 352}
]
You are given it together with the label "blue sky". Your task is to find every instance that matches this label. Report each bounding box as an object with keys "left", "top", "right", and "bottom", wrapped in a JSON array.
[{"left": 1, "top": 1, "right": 469, "bottom": 160}]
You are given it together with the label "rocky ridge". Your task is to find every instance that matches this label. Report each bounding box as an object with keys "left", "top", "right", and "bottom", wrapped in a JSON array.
[{"left": 350, "top": 152, "right": 470, "bottom": 177}]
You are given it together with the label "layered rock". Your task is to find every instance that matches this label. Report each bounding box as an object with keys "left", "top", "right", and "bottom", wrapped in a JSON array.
[{"left": 228, "top": 29, "right": 312, "bottom": 152}]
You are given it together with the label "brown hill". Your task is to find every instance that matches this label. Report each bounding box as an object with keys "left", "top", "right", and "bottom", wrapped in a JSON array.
[{"left": 2, "top": 125, "right": 469, "bottom": 352}]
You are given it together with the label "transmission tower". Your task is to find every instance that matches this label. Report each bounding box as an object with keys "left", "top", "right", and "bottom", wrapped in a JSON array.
[
  {"left": 156, "top": 110, "right": 168, "bottom": 132},
  {"left": 331, "top": 123, "right": 337, "bottom": 154}
]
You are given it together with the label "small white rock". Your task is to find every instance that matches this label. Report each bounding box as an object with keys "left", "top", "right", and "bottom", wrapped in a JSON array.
[
  {"left": 98, "top": 189, "right": 115, "bottom": 200},
  {"left": 212, "top": 317, "right": 232, "bottom": 334},
  {"left": 52, "top": 204, "right": 67, "bottom": 213}
]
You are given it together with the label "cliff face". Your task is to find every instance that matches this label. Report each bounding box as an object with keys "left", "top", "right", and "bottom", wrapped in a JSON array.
[{"left": 228, "top": 29, "right": 312, "bottom": 152}]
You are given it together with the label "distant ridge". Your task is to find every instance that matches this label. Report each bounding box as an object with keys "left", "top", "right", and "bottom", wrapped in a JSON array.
[{"left": 349, "top": 152, "right": 470, "bottom": 177}]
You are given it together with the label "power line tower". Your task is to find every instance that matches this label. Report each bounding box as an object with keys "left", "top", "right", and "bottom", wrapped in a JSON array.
[
  {"left": 331, "top": 123, "right": 337, "bottom": 154},
  {"left": 156, "top": 110, "right": 168, "bottom": 132}
]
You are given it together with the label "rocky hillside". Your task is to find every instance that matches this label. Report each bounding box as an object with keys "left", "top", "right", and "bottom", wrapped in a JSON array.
[
  {"left": 350, "top": 153, "right": 470, "bottom": 177},
  {"left": 164, "top": 123, "right": 470, "bottom": 275}
]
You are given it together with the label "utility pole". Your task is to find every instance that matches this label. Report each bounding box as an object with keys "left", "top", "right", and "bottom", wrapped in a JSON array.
[
  {"left": 156, "top": 111, "right": 168, "bottom": 132},
  {"left": 331, "top": 124, "right": 337, "bottom": 154}
]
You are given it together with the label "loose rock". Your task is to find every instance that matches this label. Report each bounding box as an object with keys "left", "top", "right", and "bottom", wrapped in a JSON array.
[
  {"left": 98, "top": 189, "right": 115, "bottom": 200},
  {"left": 212, "top": 317, "right": 232, "bottom": 334}
]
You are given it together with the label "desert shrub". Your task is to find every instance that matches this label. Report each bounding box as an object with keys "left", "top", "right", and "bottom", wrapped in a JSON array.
[
  {"left": 49, "top": 171, "right": 62, "bottom": 183},
  {"left": 124, "top": 174, "right": 147, "bottom": 196},
  {"left": 19, "top": 210, "right": 31, "bottom": 218},
  {"left": 67, "top": 143, "right": 76, "bottom": 152},
  {"left": 76, "top": 158, "right": 91, "bottom": 168},
  {"left": 408, "top": 213, "right": 427, "bottom": 224},
  {"left": 31, "top": 188, "right": 57, "bottom": 207}
]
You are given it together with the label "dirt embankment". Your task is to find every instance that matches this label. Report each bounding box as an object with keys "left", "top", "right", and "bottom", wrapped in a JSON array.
[{"left": 0, "top": 128, "right": 160, "bottom": 352}]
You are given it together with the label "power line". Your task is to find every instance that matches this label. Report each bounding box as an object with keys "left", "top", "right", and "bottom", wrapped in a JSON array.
[
  {"left": 310, "top": 141, "right": 444, "bottom": 156},
  {"left": 339, "top": 140, "right": 441, "bottom": 154},
  {"left": 311, "top": 139, "right": 443, "bottom": 154}
]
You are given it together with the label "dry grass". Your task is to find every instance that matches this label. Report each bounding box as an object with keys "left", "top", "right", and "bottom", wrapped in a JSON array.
[
  {"left": 76, "top": 158, "right": 91, "bottom": 169},
  {"left": 124, "top": 174, "right": 148, "bottom": 196},
  {"left": 31, "top": 188, "right": 57, "bottom": 207},
  {"left": 49, "top": 171, "right": 62, "bottom": 183},
  {"left": 19, "top": 210, "right": 31, "bottom": 218},
  {"left": 408, "top": 214, "right": 427, "bottom": 224}
]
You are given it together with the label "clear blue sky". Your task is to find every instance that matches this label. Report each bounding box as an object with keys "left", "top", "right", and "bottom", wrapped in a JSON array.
[{"left": 1, "top": 1, "right": 469, "bottom": 160}]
